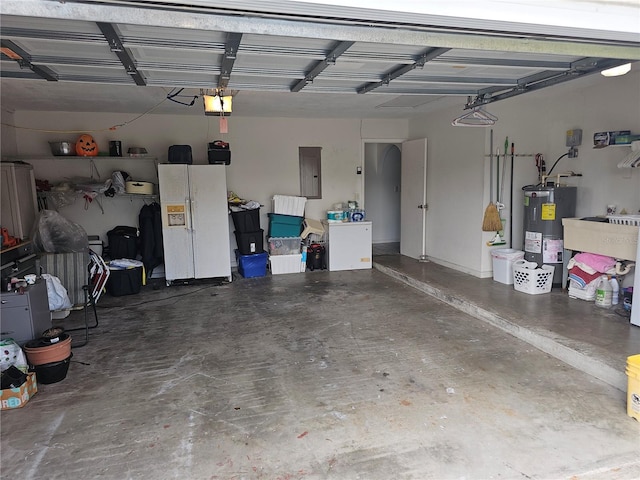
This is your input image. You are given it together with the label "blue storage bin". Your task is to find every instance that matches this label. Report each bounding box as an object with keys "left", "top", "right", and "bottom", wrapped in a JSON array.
[
  {"left": 235, "top": 250, "right": 268, "bottom": 278},
  {"left": 268, "top": 213, "right": 304, "bottom": 237}
]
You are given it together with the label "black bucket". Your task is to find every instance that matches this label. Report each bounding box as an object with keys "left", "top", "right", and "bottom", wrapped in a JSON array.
[{"left": 33, "top": 354, "right": 72, "bottom": 384}]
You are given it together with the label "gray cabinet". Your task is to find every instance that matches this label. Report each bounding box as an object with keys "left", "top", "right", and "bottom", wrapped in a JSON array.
[
  {"left": 0, "top": 162, "right": 38, "bottom": 240},
  {"left": 0, "top": 280, "right": 51, "bottom": 345}
]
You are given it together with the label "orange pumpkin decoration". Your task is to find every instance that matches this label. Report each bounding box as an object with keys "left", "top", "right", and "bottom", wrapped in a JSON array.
[{"left": 76, "top": 134, "right": 99, "bottom": 156}]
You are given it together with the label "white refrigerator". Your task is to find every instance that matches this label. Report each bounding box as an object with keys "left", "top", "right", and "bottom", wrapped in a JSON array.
[
  {"left": 326, "top": 221, "right": 373, "bottom": 271},
  {"left": 158, "top": 164, "right": 232, "bottom": 284}
]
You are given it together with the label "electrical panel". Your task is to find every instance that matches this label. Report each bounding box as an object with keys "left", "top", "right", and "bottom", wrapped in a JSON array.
[{"left": 566, "top": 129, "right": 582, "bottom": 147}]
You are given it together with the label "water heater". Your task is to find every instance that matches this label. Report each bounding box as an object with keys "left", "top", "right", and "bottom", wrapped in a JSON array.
[{"left": 522, "top": 186, "right": 577, "bottom": 287}]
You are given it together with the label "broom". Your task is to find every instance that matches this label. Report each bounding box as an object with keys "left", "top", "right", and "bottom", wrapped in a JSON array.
[
  {"left": 482, "top": 202, "right": 503, "bottom": 232},
  {"left": 483, "top": 133, "right": 504, "bottom": 232}
]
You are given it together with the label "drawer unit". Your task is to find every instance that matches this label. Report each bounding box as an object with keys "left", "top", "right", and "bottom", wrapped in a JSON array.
[
  {"left": 0, "top": 292, "right": 29, "bottom": 307},
  {"left": 0, "top": 280, "right": 51, "bottom": 345},
  {"left": 1, "top": 241, "right": 37, "bottom": 283}
]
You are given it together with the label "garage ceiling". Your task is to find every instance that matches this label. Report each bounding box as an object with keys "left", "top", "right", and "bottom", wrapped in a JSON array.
[{"left": 1, "top": 0, "right": 639, "bottom": 118}]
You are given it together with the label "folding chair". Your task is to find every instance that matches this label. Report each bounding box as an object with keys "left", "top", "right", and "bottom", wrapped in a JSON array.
[{"left": 65, "top": 250, "right": 109, "bottom": 347}]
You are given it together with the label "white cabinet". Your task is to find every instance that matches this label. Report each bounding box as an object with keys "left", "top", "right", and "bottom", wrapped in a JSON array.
[
  {"left": 326, "top": 221, "right": 372, "bottom": 271},
  {"left": 1, "top": 163, "right": 38, "bottom": 240},
  {"left": 158, "top": 164, "right": 231, "bottom": 283}
]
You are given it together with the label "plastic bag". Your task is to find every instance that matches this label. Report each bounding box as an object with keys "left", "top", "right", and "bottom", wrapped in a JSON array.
[
  {"left": 41, "top": 274, "right": 73, "bottom": 311},
  {"left": 0, "top": 338, "right": 28, "bottom": 373},
  {"left": 31, "top": 210, "right": 89, "bottom": 253}
]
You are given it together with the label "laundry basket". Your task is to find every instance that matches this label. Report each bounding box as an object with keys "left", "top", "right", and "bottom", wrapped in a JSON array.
[{"left": 512, "top": 260, "right": 554, "bottom": 295}]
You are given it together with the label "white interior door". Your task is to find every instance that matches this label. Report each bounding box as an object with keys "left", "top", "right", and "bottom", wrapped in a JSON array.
[{"left": 400, "top": 138, "right": 428, "bottom": 259}]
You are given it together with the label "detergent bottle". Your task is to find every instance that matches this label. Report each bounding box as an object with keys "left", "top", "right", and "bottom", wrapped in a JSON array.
[
  {"left": 610, "top": 276, "right": 619, "bottom": 306},
  {"left": 595, "top": 275, "right": 612, "bottom": 308}
]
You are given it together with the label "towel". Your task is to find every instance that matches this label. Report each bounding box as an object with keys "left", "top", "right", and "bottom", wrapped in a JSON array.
[
  {"left": 573, "top": 252, "right": 617, "bottom": 273},
  {"left": 568, "top": 265, "right": 602, "bottom": 288}
]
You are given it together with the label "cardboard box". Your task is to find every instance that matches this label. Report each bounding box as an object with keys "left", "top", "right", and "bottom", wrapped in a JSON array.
[
  {"left": 562, "top": 218, "right": 638, "bottom": 261},
  {"left": 1, "top": 372, "right": 37, "bottom": 410}
]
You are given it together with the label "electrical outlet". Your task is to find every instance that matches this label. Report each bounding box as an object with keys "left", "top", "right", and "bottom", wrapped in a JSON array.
[{"left": 568, "top": 146, "right": 579, "bottom": 158}]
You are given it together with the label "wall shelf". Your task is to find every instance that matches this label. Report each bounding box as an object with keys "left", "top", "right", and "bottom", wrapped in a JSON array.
[
  {"left": 37, "top": 191, "right": 158, "bottom": 214},
  {"left": 8, "top": 156, "right": 158, "bottom": 161}
]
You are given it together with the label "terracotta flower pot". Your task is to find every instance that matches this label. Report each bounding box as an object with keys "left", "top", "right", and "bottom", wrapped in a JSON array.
[{"left": 24, "top": 333, "right": 72, "bottom": 366}]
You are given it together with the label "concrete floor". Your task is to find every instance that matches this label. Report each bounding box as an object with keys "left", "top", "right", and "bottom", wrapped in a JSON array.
[{"left": 1, "top": 254, "right": 639, "bottom": 480}]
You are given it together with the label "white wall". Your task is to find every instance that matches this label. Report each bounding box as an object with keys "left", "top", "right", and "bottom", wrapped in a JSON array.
[
  {"left": 409, "top": 70, "right": 640, "bottom": 277},
  {"left": 364, "top": 143, "right": 401, "bottom": 244},
  {"left": 4, "top": 71, "right": 638, "bottom": 278},
  {"left": 1, "top": 109, "right": 17, "bottom": 157},
  {"left": 6, "top": 112, "right": 408, "bottom": 258}
]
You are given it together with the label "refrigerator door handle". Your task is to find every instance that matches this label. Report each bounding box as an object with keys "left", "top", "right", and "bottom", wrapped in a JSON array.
[{"left": 185, "top": 197, "right": 193, "bottom": 231}]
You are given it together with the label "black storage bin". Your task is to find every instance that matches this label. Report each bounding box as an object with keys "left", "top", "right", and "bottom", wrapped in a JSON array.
[
  {"left": 231, "top": 209, "right": 260, "bottom": 233},
  {"left": 168, "top": 145, "right": 193, "bottom": 164},
  {"left": 107, "top": 266, "right": 143, "bottom": 296},
  {"left": 107, "top": 226, "right": 138, "bottom": 260},
  {"left": 234, "top": 229, "right": 264, "bottom": 255},
  {"left": 208, "top": 141, "right": 230, "bottom": 165}
]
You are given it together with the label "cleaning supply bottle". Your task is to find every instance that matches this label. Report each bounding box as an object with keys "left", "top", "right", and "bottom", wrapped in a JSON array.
[
  {"left": 595, "top": 275, "right": 612, "bottom": 308},
  {"left": 610, "top": 276, "right": 619, "bottom": 306}
]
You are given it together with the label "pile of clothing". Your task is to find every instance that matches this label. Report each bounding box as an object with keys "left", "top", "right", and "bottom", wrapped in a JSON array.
[{"left": 567, "top": 252, "right": 630, "bottom": 300}]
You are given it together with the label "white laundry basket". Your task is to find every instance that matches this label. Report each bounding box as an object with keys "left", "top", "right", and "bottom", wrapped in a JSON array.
[{"left": 512, "top": 260, "right": 554, "bottom": 294}]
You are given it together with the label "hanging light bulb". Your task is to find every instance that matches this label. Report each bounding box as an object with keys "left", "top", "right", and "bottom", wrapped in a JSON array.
[{"left": 203, "top": 91, "right": 232, "bottom": 115}]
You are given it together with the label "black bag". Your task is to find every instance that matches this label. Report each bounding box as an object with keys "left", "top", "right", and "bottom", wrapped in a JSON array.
[
  {"left": 306, "top": 243, "right": 326, "bottom": 271},
  {"left": 208, "top": 140, "right": 230, "bottom": 165},
  {"left": 168, "top": 145, "right": 193, "bottom": 164},
  {"left": 107, "top": 226, "right": 139, "bottom": 260},
  {"left": 138, "top": 203, "right": 163, "bottom": 277}
]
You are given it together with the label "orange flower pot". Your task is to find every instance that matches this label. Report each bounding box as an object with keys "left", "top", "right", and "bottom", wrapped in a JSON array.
[{"left": 23, "top": 334, "right": 72, "bottom": 366}]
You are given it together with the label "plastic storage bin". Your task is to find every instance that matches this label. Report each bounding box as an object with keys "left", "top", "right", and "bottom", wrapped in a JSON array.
[
  {"left": 235, "top": 250, "right": 268, "bottom": 278},
  {"left": 268, "top": 213, "right": 304, "bottom": 238},
  {"left": 268, "top": 237, "right": 301, "bottom": 255},
  {"left": 491, "top": 248, "right": 524, "bottom": 285},
  {"left": 106, "top": 265, "right": 143, "bottom": 296},
  {"left": 512, "top": 260, "right": 554, "bottom": 294},
  {"left": 626, "top": 354, "right": 640, "bottom": 421},
  {"left": 608, "top": 214, "right": 640, "bottom": 226},
  {"left": 231, "top": 209, "right": 260, "bottom": 233},
  {"left": 269, "top": 253, "right": 304, "bottom": 274},
  {"left": 273, "top": 195, "right": 306, "bottom": 217},
  {"left": 234, "top": 229, "right": 264, "bottom": 255}
]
